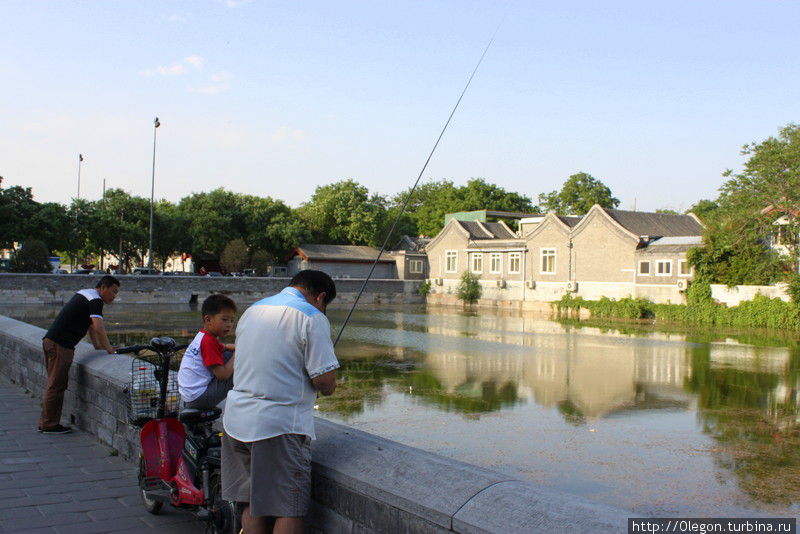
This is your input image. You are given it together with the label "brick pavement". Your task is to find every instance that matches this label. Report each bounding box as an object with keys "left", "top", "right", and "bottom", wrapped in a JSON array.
[{"left": 0, "top": 375, "right": 204, "bottom": 533}]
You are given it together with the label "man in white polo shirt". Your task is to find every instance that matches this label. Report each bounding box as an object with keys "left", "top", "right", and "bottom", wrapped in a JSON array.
[{"left": 222, "top": 270, "right": 338, "bottom": 534}]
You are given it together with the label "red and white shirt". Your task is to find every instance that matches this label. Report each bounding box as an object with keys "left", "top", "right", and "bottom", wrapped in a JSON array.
[{"left": 178, "top": 330, "right": 225, "bottom": 402}]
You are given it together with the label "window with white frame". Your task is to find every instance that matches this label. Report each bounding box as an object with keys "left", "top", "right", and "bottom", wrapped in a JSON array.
[
  {"left": 445, "top": 251, "right": 458, "bottom": 273},
  {"left": 470, "top": 253, "right": 483, "bottom": 273},
  {"left": 656, "top": 260, "right": 672, "bottom": 276},
  {"left": 678, "top": 259, "right": 691, "bottom": 276},
  {"left": 409, "top": 259, "right": 423, "bottom": 274},
  {"left": 489, "top": 253, "right": 502, "bottom": 274},
  {"left": 509, "top": 252, "right": 521, "bottom": 274},
  {"left": 541, "top": 249, "right": 556, "bottom": 274},
  {"left": 639, "top": 261, "right": 651, "bottom": 275}
]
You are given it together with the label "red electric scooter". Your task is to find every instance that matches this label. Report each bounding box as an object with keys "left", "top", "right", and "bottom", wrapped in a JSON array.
[{"left": 119, "top": 337, "right": 239, "bottom": 534}]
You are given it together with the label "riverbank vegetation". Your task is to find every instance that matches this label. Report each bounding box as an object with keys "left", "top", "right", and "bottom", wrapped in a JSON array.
[{"left": 554, "top": 281, "right": 800, "bottom": 330}]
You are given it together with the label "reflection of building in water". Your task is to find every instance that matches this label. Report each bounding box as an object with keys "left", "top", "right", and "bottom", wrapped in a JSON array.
[
  {"left": 416, "top": 309, "right": 702, "bottom": 418},
  {"left": 422, "top": 331, "right": 693, "bottom": 419}
]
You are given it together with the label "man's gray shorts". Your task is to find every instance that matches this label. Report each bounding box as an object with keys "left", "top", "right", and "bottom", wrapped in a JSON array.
[{"left": 221, "top": 432, "right": 312, "bottom": 518}]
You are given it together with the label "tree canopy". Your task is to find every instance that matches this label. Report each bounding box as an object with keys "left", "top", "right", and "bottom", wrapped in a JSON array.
[
  {"left": 689, "top": 124, "right": 800, "bottom": 284},
  {"left": 537, "top": 172, "right": 619, "bottom": 215}
]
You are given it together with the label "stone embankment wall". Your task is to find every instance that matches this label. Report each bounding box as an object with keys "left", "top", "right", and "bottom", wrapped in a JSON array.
[
  {"left": 0, "top": 273, "right": 423, "bottom": 306},
  {"left": 428, "top": 279, "right": 791, "bottom": 310},
  {"left": 0, "top": 314, "right": 625, "bottom": 532}
]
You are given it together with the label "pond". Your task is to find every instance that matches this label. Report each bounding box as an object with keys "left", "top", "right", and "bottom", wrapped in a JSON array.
[{"left": 4, "top": 302, "right": 799, "bottom": 518}]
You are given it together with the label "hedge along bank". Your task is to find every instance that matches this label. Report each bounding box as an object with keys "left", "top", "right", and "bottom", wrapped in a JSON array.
[{"left": 553, "top": 282, "right": 800, "bottom": 331}]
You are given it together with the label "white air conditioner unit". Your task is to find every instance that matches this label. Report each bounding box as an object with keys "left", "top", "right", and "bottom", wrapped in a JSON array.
[
  {"left": 496, "top": 279, "right": 506, "bottom": 288},
  {"left": 676, "top": 279, "right": 689, "bottom": 291},
  {"left": 566, "top": 280, "right": 577, "bottom": 292},
  {"left": 434, "top": 278, "right": 443, "bottom": 286},
  {"left": 526, "top": 280, "right": 536, "bottom": 289}
]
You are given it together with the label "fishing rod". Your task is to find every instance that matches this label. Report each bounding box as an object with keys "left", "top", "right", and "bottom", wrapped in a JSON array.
[{"left": 333, "top": 19, "right": 504, "bottom": 347}]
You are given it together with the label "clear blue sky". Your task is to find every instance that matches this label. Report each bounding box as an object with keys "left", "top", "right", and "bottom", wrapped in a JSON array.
[{"left": 1, "top": 0, "right": 798, "bottom": 212}]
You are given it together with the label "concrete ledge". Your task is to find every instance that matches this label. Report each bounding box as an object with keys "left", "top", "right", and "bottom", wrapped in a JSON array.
[{"left": 0, "top": 313, "right": 628, "bottom": 533}]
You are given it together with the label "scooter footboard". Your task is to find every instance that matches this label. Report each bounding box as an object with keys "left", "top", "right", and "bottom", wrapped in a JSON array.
[{"left": 141, "top": 418, "right": 186, "bottom": 480}]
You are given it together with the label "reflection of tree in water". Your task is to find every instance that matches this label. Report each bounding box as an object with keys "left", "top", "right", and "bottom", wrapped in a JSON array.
[
  {"left": 399, "top": 371, "right": 521, "bottom": 416},
  {"left": 315, "top": 359, "right": 522, "bottom": 419},
  {"left": 315, "top": 360, "right": 406, "bottom": 419},
  {"left": 686, "top": 346, "right": 800, "bottom": 505},
  {"left": 557, "top": 400, "right": 586, "bottom": 426}
]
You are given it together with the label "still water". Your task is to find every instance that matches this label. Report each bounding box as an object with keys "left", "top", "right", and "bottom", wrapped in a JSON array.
[{"left": 5, "top": 303, "right": 799, "bottom": 517}]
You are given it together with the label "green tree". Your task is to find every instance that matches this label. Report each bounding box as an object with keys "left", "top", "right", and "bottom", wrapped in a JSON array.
[
  {"left": 178, "top": 189, "right": 244, "bottom": 256},
  {"left": 391, "top": 178, "right": 536, "bottom": 238},
  {"left": 10, "top": 240, "right": 51, "bottom": 273},
  {"left": 0, "top": 180, "right": 40, "bottom": 248},
  {"left": 220, "top": 238, "right": 249, "bottom": 273},
  {"left": 456, "top": 271, "right": 482, "bottom": 304},
  {"left": 687, "top": 199, "right": 719, "bottom": 221},
  {"left": 240, "top": 195, "right": 310, "bottom": 257},
  {"left": 689, "top": 124, "right": 800, "bottom": 283},
  {"left": 537, "top": 172, "right": 619, "bottom": 215},
  {"left": 297, "top": 180, "right": 388, "bottom": 246},
  {"left": 249, "top": 249, "right": 272, "bottom": 275},
  {"left": 153, "top": 201, "right": 190, "bottom": 270}
]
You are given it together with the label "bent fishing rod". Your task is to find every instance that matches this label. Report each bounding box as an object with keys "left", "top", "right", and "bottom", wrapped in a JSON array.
[{"left": 333, "top": 21, "right": 503, "bottom": 347}]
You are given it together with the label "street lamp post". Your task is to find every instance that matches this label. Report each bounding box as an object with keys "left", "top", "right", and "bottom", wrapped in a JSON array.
[
  {"left": 76, "top": 154, "right": 83, "bottom": 199},
  {"left": 147, "top": 117, "right": 160, "bottom": 271}
]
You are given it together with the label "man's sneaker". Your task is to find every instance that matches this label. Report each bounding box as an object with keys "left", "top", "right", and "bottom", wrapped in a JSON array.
[{"left": 38, "top": 424, "right": 72, "bottom": 434}]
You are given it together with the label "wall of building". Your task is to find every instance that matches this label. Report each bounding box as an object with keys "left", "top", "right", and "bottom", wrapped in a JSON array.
[
  {"left": 0, "top": 273, "right": 422, "bottom": 306},
  {"left": 0, "top": 314, "right": 623, "bottom": 533},
  {"left": 524, "top": 219, "right": 571, "bottom": 283},
  {"left": 710, "top": 283, "right": 790, "bottom": 306},
  {"left": 571, "top": 211, "right": 637, "bottom": 284},
  {"left": 425, "top": 226, "right": 468, "bottom": 280}
]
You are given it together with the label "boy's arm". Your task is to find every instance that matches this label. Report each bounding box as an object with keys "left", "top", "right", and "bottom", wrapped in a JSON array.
[{"left": 210, "top": 355, "right": 234, "bottom": 380}]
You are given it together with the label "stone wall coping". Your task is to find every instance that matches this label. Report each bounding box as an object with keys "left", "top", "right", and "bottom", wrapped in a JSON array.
[{"left": 1, "top": 313, "right": 627, "bottom": 532}]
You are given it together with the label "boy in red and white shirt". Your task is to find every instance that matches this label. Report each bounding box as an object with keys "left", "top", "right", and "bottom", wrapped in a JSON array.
[{"left": 178, "top": 294, "right": 237, "bottom": 410}]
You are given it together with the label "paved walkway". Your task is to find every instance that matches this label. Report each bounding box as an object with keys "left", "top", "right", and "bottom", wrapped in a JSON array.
[{"left": 0, "top": 376, "right": 204, "bottom": 533}]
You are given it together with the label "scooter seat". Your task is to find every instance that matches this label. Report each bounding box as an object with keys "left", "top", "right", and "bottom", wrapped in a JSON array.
[{"left": 179, "top": 407, "right": 222, "bottom": 424}]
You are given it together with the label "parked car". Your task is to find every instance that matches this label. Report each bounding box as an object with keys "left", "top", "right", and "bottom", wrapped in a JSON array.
[
  {"left": 72, "top": 269, "right": 93, "bottom": 274},
  {"left": 228, "top": 272, "right": 246, "bottom": 277},
  {"left": 205, "top": 271, "right": 223, "bottom": 277},
  {"left": 242, "top": 269, "right": 257, "bottom": 277},
  {"left": 132, "top": 268, "right": 160, "bottom": 275}
]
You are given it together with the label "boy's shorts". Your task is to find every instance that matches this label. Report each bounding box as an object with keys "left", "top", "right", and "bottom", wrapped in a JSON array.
[
  {"left": 183, "top": 377, "right": 232, "bottom": 409},
  {"left": 221, "top": 432, "right": 312, "bottom": 517}
]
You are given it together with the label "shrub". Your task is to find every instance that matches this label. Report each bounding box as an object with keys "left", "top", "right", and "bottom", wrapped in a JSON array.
[
  {"left": 10, "top": 240, "right": 51, "bottom": 273},
  {"left": 417, "top": 280, "right": 431, "bottom": 296},
  {"left": 456, "top": 271, "right": 481, "bottom": 304},
  {"left": 786, "top": 273, "right": 800, "bottom": 304}
]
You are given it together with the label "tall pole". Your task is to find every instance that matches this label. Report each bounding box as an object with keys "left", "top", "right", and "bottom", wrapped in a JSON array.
[
  {"left": 77, "top": 154, "right": 83, "bottom": 199},
  {"left": 148, "top": 117, "right": 160, "bottom": 271}
]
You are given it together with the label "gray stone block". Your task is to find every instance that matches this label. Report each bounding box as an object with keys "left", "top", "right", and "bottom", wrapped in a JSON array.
[{"left": 452, "top": 481, "right": 622, "bottom": 534}]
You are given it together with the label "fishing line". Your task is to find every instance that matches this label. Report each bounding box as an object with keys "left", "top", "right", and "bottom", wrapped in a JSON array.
[{"left": 333, "top": 15, "right": 506, "bottom": 347}]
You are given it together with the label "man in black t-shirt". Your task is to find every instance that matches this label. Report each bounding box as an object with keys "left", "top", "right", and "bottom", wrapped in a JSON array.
[{"left": 39, "top": 275, "right": 120, "bottom": 434}]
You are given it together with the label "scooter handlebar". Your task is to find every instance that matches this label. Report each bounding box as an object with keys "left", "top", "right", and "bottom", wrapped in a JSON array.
[{"left": 116, "top": 343, "right": 189, "bottom": 354}]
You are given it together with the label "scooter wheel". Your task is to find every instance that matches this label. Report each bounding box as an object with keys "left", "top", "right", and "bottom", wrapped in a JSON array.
[
  {"left": 208, "top": 472, "right": 237, "bottom": 534},
  {"left": 138, "top": 455, "right": 163, "bottom": 514}
]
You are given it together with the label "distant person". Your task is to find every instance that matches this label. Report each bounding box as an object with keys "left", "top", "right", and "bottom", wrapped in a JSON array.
[
  {"left": 39, "top": 275, "right": 120, "bottom": 434},
  {"left": 222, "top": 270, "right": 338, "bottom": 534},
  {"left": 199, "top": 266, "right": 207, "bottom": 276},
  {"left": 178, "top": 294, "right": 237, "bottom": 410}
]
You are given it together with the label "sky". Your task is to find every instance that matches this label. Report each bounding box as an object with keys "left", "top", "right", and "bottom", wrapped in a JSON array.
[{"left": 1, "top": 0, "right": 799, "bottom": 213}]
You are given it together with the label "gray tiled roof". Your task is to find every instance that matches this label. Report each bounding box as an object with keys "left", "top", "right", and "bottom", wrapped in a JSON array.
[
  {"left": 558, "top": 216, "right": 583, "bottom": 228},
  {"left": 637, "top": 235, "right": 703, "bottom": 254},
  {"left": 457, "top": 220, "right": 517, "bottom": 240},
  {"left": 294, "top": 244, "right": 393, "bottom": 262},
  {"left": 605, "top": 209, "right": 703, "bottom": 237}
]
